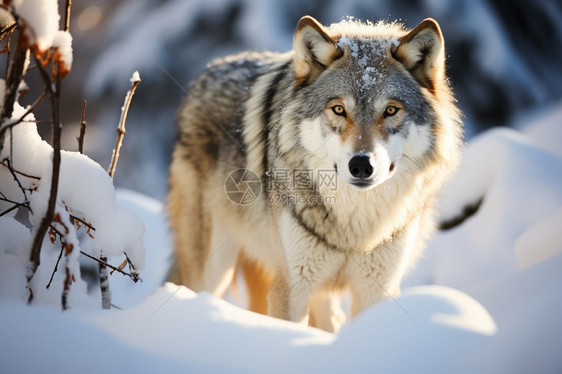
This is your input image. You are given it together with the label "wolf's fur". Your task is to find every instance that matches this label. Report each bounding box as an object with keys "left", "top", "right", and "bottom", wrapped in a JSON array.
[{"left": 168, "top": 16, "right": 462, "bottom": 332}]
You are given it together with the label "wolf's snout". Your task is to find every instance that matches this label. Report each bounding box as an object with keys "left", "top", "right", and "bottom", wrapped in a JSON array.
[{"left": 348, "top": 155, "right": 373, "bottom": 179}]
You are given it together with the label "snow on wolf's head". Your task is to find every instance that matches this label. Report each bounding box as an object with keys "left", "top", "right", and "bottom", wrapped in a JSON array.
[{"left": 289, "top": 16, "right": 460, "bottom": 191}]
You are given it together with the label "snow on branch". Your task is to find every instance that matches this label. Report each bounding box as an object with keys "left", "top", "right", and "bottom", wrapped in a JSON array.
[
  {"left": 101, "top": 70, "right": 141, "bottom": 309},
  {"left": 0, "top": 1, "right": 145, "bottom": 310}
]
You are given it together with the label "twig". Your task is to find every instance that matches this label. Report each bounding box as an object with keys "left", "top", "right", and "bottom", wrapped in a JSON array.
[
  {"left": 0, "top": 33, "right": 29, "bottom": 153},
  {"left": 124, "top": 252, "right": 137, "bottom": 273},
  {"left": 1, "top": 158, "right": 34, "bottom": 218},
  {"left": 3, "top": 27, "right": 11, "bottom": 80},
  {"left": 0, "top": 199, "right": 29, "bottom": 217},
  {"left": 1, "top": 158, "right": 31, "bottom": 202},
  {"left": 31, "top": 120, "right": 53, "bottom": 125},
  {"left": 45, "top": 222, "right": 71, "bottom": 293},
  {"left": 69, "top": 213, "right": 95, "bottom": 232},
  {"left": 77, "top": 100, "right": 86, "bottom": 153},
  {"left": 107, "top": 73, "right": 141, "bottom": 179},
  {"left": 0, "top": 90, "right": 48, "bottom": 140},
  {"left": 0, "top": 192, "right": 27, "bottom": 206},
  {"left": 63, "top": 0, "right": 72, "bottom": 33},
  {"left": 0, "top": 23, "right": 16, "bottom": 40},
  {"left": 1, "top": 159, "right": 40, "bottom": 180},
  {"left": 80, "top": 250, "right": 141, "bottom": 283},
  {"left": 46, "top": 240, "right": 65, "bottom": 289}
]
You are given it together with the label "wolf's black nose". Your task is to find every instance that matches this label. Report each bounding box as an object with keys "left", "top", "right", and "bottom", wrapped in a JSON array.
[{"left": 348, "top": 155, "right": 373, "bottom": 179}]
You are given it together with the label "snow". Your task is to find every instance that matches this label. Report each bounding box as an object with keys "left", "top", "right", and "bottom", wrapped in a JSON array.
[
  {"left": 336, "top": 35, "right": 399, "bottom": 92},
  {"left": 468, "top": 253, "right": 562, "bottom": 373},
  {"left": 52, "top": 30, "right": 73, "bottom": 73},
  {"left": 1, "top": 103, "right": 562, "bottom": 371},
  {"left": 514, "top": 207, "right": 562, "bottom": 269},
  {"left": 315, "top": 286, "right": 498, "bottom": 373},
  {"left": 0, "top": 217, "right": 30, "bottom": 301},
  {"left": 413, "top": 123, "right": 562, "bottom": 290},
  {"left": 130, "top": 70, "right": 141, "bottom": 83},
  {"left": 13, "top": 0, "right": 60, "bottom": 52},
  {"left": 110, "top": 189, "right": 172, "bottom": 308},
  {"left": 10, "top": 1, "right": 73, "bottom": 75}
]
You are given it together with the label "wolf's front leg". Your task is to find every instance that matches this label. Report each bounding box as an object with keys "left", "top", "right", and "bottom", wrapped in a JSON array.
[
  {"left": 267, "top": 209, "right": 346, "bottom": 324},
  {"left": 308, "top": 289, "right": 347, "bottom": 333}
]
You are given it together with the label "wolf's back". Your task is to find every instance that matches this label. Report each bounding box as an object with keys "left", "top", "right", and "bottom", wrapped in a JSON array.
[{"left": 176, "top": 52, "right": 283, "bottom": 156}]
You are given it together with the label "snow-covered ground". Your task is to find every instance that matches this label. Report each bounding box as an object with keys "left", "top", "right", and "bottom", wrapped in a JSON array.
[{"left": 2, "top": 103, "right": 562, "bottom": 373}]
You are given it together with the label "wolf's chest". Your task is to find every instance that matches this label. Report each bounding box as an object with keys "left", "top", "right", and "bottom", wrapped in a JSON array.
[{"left": 288, "top": 189, "right": 407, "bottom": 253}]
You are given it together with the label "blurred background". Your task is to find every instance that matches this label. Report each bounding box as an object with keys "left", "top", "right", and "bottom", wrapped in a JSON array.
[{"left": 50, "top": 0, "right": 562, "bottom": 200}]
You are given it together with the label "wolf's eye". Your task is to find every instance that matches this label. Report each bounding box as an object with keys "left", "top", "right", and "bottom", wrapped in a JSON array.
[
  {"left": 384, "top": 106, "right": 400, "bottom": 118},
  {"left": 332, "top": 105, "right": 346, "bottom": 117}
]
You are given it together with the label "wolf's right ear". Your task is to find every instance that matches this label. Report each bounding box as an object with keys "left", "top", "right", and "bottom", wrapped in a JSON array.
[
  {"left": 293, "top": 16, "right": 339, "bottom": 86},
  {"left": 393, "top": 18, "right": 445, "bottom": 93}
]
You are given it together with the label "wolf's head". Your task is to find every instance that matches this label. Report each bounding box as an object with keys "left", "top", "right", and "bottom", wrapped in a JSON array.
[{"left": 287, "top": 16, "right": 459, "bottom": 191}]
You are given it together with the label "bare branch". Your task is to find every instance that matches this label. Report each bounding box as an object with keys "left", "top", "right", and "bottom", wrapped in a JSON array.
[
  {"left": 124, "top": 252, "right": 139, "bottom": 277},
  {"left": 0, "top": 90, "right": 48, "bottom": 140},
  {"left": 99, "top": 256, "right": 111, "bottom": 309},
  {"left": 68, "top": 213, "right": 95, "bottom": 232},
  {"left": 80, "top": 251, "right": 141, "bottom": 283},
  {"left": 0, "top": 33, "right": 29, "bottom": 152},
  {"left": 1, "top": 158, "right": 30, "bottom": 201},
  {"left": 0, "top": 192, "right": 27, "bottom": 206},
  {"left": 63, "top": 0, "right": 72, "bottom": 32},
  {"left": 46, "top": 239, "right": 65, "bottom": 289},
  {"left": 0, "top": 23, "right": 16, "bottom": 41},
  {"left": 1, "top": 159, "right": 40, "bottom": 180},
  {"left": 108, "top": 74, "right": 141, "bottom": 179},
  {"left": 77, "top": 100, "right": 86, "bottom": 154},
  {"left": 0, "top": 199, "right": 29, "bottom": 217}
]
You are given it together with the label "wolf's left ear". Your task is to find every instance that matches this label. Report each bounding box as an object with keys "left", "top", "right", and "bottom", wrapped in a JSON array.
[
  {"left": 393, "top": 18, "right": 445, "bottom": 93},
  {"left": 293, "top": 16, "right": 340, "bottom": 86}
]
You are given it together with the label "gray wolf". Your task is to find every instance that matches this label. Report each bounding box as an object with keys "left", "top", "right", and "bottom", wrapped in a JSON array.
[{"left": 168, "top": 16, "right": 462, "bottom": 332}]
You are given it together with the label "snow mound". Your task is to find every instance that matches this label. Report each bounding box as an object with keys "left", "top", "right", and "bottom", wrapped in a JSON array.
[
  {"left": 320, "top": 286, "right": 497, "bottom": 373},
  {"left": 412, "top": 108, "right": 562, "bottom": 289},
  {"left": 0, "top": 283, "right": 500, "bottom": 374},
  {"left": 515, "top": 207, "right": 562, "bottom": 269},
  {"left": 0, "top": 217, "right": 30, "bottom": 301},
  {"left": 0, "top": 301, "right": 236, "bottom": 374}
]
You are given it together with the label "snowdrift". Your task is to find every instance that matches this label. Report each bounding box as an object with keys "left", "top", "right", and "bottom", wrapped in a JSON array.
[{"left": 1, "top": 103, "right": 562, "bottom": 372}]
